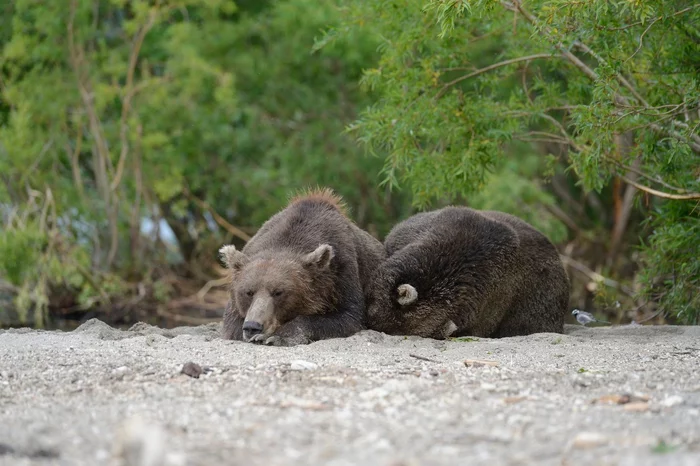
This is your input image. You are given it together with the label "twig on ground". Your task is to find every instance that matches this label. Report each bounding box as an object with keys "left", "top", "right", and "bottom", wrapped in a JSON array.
[
  {"left": 409, "top": 353, "right": 441, "bottom": 363},
  {"left": 464, "top": 359, "right": 500, "bottom": 367}
]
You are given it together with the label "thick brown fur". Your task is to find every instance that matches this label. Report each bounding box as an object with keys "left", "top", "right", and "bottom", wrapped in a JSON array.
[
  {"left": 367, "top": 206, "right": 570, "bottom": 339},
  {"left": 220, "top": 188, "right": 386, "bottom": 346},
  {"left": 288, "top": 187, "right": 349, "bottom": 217}
]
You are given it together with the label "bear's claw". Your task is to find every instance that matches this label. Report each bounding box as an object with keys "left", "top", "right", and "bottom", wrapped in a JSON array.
[
  {"left": 248, "top": 334, "right": 267, "bottom": 344},
  {"left": 264, "top": 336, "right": 284, "bottom": 346}
]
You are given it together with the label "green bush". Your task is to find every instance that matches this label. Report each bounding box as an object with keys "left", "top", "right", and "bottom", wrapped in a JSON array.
[{"left": 320, "top": 0, "right": 700, "bottom": 322}]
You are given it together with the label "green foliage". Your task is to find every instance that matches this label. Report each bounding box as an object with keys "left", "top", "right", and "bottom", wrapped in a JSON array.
[
  {"left": 322, "top": 0, "right": 700, "bottom": 322},
  {"left": 651, "top": 440, "right": 678, "bottom": 454},
  {"left": 639, "top": 203, "right": 700, "bottom": 324},
  {"left": 2, "top": 0, "right": 698, "bottom": 326},
  {"left": 0, "top": 0, "right": 407, "bottom": 326},
  {"left": 450, "top": 336, "right": 479, "bottom": 342}
]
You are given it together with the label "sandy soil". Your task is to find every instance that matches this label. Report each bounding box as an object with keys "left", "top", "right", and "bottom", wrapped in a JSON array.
[{"left": 1, "top": 319, "right": 699, "bottom": 466}]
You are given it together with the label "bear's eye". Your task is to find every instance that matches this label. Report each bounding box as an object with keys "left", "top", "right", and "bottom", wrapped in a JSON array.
[
  {"left": 272, "top": 290, "right": 284, "bottom": 297},
  {"left": 245, "top": 290, "right": 255, "bottom": 297}
]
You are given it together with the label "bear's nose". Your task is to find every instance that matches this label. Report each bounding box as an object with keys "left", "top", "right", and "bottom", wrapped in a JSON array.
[{"left": 242, "top": 321, "right": 263, "bottom": 338}]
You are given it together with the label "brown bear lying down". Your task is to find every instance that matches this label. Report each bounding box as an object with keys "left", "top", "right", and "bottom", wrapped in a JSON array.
[
  {"left": 366, "top": 206, "right": 570, "bottom": 339},
  {"left": 219, "top": 188, "right": 386, "bottom": 346}
]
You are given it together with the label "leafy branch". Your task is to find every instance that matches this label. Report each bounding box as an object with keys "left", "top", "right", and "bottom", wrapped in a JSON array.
[
  {"left": 435, "top": 53, "right": 558, "bottom": 99},
  {"left": 619, "top": 176, "right": 700, "bottom": 201},
  {"left": 502, "top": 1, "right": 700, "bottom": 154}
]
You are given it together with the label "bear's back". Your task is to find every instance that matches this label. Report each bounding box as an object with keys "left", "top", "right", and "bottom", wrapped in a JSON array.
[
  {"left": 383, "top": 206, "right": 521, "bottom": 297},
  {"left": 480, "top": 210, "right": 569, "bottom": 287},
  {"left": 384, "top": 210, "right": 440, "bottom": 256},
  {"left": 385, "top": 206, "right": 518, "bottom": 259}
]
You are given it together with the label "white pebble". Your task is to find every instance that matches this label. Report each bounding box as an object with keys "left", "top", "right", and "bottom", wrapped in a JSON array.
[
  {"left": 659, "top": 395, "right": 684, "bottom": 408},
  {"left": 571, "top": 432, "right": 608, "bottom": 449},
  {"left": 290, "top": 360, "right": 318, "bottom": 371}
]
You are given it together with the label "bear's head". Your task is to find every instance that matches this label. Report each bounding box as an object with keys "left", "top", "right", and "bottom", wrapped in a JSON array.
[
  {"left": 219, "top": 244, "right": 336, "bottom": 341},
  {"left": 366, "top": 271, "right": 457, "bottom": 340}
]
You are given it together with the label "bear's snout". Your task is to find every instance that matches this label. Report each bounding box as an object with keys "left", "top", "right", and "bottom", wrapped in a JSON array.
[{"left": 242, "top": 321, "right": 263, "bottom": 339}]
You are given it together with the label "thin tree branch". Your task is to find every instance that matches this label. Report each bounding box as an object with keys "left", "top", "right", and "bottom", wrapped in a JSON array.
[
  {"left": 620, "top": 176, "right": 700, "bottom": 200},
  {"left": 609, "top": 105, "right": 687, "bottom": 127},
  {"left": 574, "top": 41, "right": 650, "bottom": 106},
  {"left": 66, "top": 124, "right": 85, "bottom": 200},
  {"left": 608, "top": 134, "right": 636, "bottom": 263},
  {"left": 435, "top": 53, "right": 557, "bottom": 99},
  {"left": 196, "top": 277, "right": 229, "bottom": 301},
  {"left": 68, "top": 0, "right": 120, "bottom": 267},
  {"left": 603, "top": 4, "right": 700, "bottom": 31},
  {"left": 607, "top": 158, "right": 690, "bottom": 193},
  {"left": 551, "top": 174, "right": 585, "bottom": 217},
  {"left": 508, "top": 111, "right": 585, "bottom": 152},
  {"left": 184, "top": 191, "right": 252, "bottom": 242},
  {"left": 627, "top": 16, "right": 660, "bottom": 61},
  {"left": 514, "top": 136, "right": 570, "bottom": 145},
  {"left": 111, "top": 12, "right": 157, "bottom": 192},
  {"left": 543, "top": 202, "right": 580, "bottom": 233},
  {"left": 559, "top": 254, "right": 635, "bottom": 296},
  {"left": 19, "top": 140, "right": 54, "bottom": 187},
  {"left": 576, "top": 38, "right": 700, "bottom": 149},
  {"left": 129, "top": 124, "right": 144, "bottom": 261}
]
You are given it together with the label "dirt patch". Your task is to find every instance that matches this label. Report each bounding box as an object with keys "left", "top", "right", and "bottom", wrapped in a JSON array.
[{"left": 1, "top": 320, "right": 699, "bottom": 465}]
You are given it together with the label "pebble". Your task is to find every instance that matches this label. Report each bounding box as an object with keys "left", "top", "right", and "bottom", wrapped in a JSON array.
[
  {"left": 571, "top": 432, "right": 609, "bottom": 449},
  {"left": 290, "top": 360, "right": 318, "bottom": 371},
  {"left": 623, "top": 402, "right": 649, "bottom": 412},
  {"left": 659, "top": 395, "right": 684, "bottom": 408},
  {"left": 180, "top": 362, "right": 203, "bottom": 379},
  {"left": 112, "top": 366, "right": 130, "bottom": 381}
]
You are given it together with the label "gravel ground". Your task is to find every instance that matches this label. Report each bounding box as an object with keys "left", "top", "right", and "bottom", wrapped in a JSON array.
[{"left": 1, "top": 319, "right": 699, "bottom": 466}]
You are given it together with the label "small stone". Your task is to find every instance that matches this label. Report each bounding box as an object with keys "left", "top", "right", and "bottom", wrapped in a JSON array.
[
  {"left": 464, "top": 359, "right": 499, "bottom": 368},
  {"left": 623, "top": 402, "right": 649, "bottom": 412},
  {"left": 593, "top": 393, "right": 650, "bottom": 405},
  {"left": 503, "top": 396, "right": 528, "bottom": 404},
  {"left": 181, "top": 362, "right": 203, "bottom": 379},
  {"left": 290, "top": 360, "right": 318, "bottom": 371},
  {"left": 0, "top": 443, "right": 15, "bottom": 455},
  {"left": 659, "top": 395, "right": 684, "bottom": 408},
  {"left": 571, "top": 432, "right": 608, "bottom": 449},
  {"left": 112, "top": 366, "right": 129, "bottom": 381}
]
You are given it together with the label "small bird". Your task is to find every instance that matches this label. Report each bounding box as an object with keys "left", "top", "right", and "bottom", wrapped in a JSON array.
[{"left": 572, "top": 309, "right": 610, "bottom": 326}]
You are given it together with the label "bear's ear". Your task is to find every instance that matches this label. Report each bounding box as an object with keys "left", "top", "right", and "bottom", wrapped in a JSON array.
[
  {"left": 219, "top": 245, "right": 249, "bottom": 271},
  {"left": 396, "top": 284, "right": 418, "bottom": 306},
  {"left": 303, "top": 244, "right": 334, "bottom": 270}
]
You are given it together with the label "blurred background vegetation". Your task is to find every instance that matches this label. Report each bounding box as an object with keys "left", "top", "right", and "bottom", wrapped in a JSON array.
[{"left": 1, "top": 0, "right": 698, "bottom": 329}]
